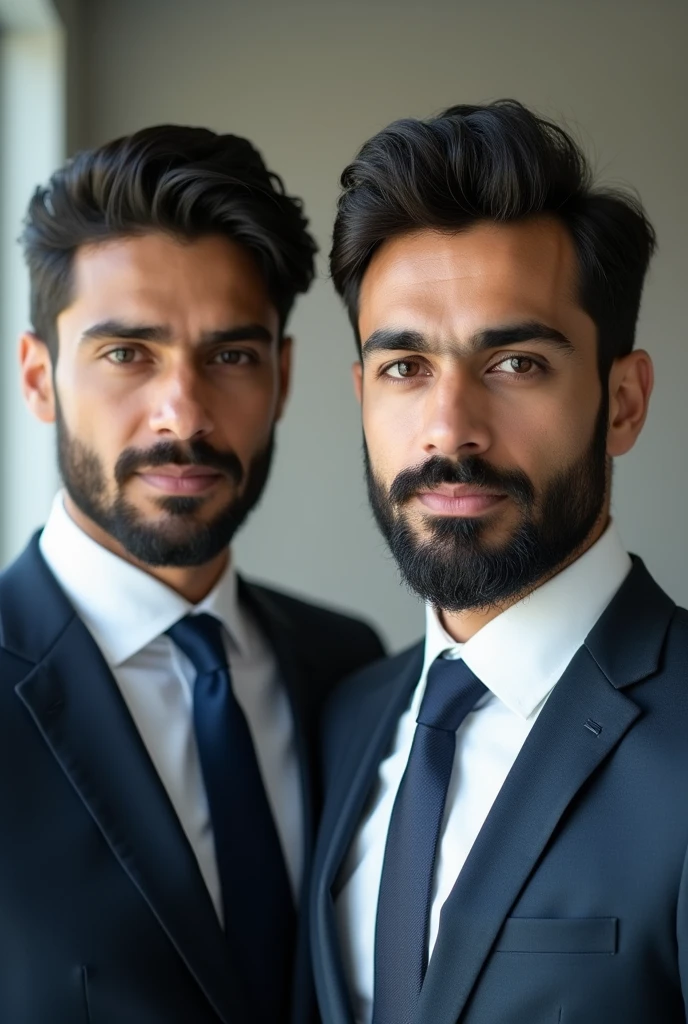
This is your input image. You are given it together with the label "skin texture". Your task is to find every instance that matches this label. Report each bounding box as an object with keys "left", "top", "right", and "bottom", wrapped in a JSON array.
[
  {"left": 21, "top": 232, "right": 291, "bottom": 603},
  {"left": 354, "top": 219, "right": 653, "bottom": 642}
]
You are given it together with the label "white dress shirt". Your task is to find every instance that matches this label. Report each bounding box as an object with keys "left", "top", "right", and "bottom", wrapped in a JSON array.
[
  {"left": 335, "top": 522, "right": 632, "bottom": 1024},
  {"left": 39, "top": 492, "right": 303, "bottom": 921}
]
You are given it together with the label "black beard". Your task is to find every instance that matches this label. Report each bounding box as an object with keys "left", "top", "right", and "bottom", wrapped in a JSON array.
[
  {"left": 55, "top": 401, "right": 275, "bottom": 568},
  {"left": 365, "top": 398, "right": 609, "bottom": 612}
]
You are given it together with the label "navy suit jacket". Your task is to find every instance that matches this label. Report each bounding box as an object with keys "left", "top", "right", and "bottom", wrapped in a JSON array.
[
  {"left": 0, "top": 534, "right": 384, "bottom": 1024},
  {"left": 312, "top": 558, "right": 688, "bottom": 1024}
]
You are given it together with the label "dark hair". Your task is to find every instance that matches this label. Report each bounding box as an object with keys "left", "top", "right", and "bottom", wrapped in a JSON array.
[
  {"left": 21, "top": 124, "right": 318, "bottom": 356},
  {"left": 331, "top": 100, "right": 656, "bottom": 377}
]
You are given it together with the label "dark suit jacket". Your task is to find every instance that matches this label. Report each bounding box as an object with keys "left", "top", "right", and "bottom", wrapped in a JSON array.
[
  {"left": 0, "top": 534, "right": 384, "bottom": 1024},
  {"left": 312, "top": 558, "right": 688, "bottom": 1024}
]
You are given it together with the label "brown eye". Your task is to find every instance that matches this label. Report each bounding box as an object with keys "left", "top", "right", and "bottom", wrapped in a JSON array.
[
  {"left": 214, "top": 350, "right": 251, "bottom": 365},
  {"left": 387, "top": 360, "right": 420, "bottom": 378},
  {"left": 493, "top": 355, "right": 539, "bottom": 376},
  {"left": 509, "top": 356, "right": 533, "bottom": 373}
]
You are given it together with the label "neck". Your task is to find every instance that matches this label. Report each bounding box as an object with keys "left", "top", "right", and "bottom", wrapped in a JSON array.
[
  {"left": 438, "top": 512, "right": 610, "bottom": 644},
  {"left": 63, "top": 494, "right": 230, "bottom": 605}
]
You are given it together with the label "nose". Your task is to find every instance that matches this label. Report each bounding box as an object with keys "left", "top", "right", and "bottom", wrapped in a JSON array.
[
  {"left": 421, "top": 369, "right": 492, "bottom": 458},
  {"left": 148, "top": 362, "right": 214, "bottom": 442}
]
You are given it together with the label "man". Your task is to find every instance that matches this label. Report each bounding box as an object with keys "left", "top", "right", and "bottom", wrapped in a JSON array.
[
  {"left": 0, "top": 125, "right": 383, "bottom": 1024},
  {"left": 311, "top": 100, "right": 688, "bottom": 1024}
]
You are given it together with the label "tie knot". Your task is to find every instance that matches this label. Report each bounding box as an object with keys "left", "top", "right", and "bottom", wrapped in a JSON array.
[
  {"left": 166, "top": 613, "right": 228, "bottom": 676},
  {"left": 417, "top": 657, "right": 487, "bottom": 733}
]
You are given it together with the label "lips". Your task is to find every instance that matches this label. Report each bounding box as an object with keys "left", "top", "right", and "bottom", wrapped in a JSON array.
[
  {"left": 136, "top": 465, "right": 224, "bottom": 495},
  {"left": 420, "top": 483, "right": 505, "bottom": 499},
  {"left": 416, "top": 488, "right": 507, "bottom": 516}
]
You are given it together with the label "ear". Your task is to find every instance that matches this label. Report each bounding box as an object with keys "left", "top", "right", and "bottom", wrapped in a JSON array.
[
  {"left": 274, "top": 336, "right": 293, "bottom": 421},
  {"left": 20, "top": 332, "right": 56, "bottom": 424},
  {"left": 606, "top": 350, "right": 653, "bottom": 457},
  {"left": 352, "top": 360, "right": 363, "bottom": 405}
]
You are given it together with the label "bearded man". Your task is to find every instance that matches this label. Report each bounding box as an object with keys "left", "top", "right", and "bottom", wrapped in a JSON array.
[
  {"left": 0, "top": 125, "right": 383, "bottom": 1024},
  {"left": 311, "top": 101, "right": 688, "bottom": 1024}
]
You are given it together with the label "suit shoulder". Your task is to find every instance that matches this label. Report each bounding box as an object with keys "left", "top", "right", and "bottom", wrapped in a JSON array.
[
  {"left": 246, "top": 579, "right": 383, "bottom": 643},
  {"left": 326, "top": 640, "right": 424, "bottom": 720},
  {"left": 243, "top": 579, "right": 386, "bottom": 667},
  {"left": 670, "top": 604, "right": 688, "bottom": 630},
  {"left": 341, "top": 639, "right": 423, "bottom": 686}
]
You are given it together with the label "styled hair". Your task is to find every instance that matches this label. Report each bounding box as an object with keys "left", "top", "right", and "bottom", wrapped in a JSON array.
[
  {"left": 21, "top": 124, "right": 318, "bottom": 356},
  {"left": 331, "top": 100, "right": 656, "bottom": 377}
]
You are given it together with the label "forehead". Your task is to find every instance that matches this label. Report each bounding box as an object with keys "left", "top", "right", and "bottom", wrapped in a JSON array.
[
  {"left": 64, "top": 232, "right": 278, "bottom": 331},
  {"left": 358, "top": 218, "right": 587, "bottom": 344}
]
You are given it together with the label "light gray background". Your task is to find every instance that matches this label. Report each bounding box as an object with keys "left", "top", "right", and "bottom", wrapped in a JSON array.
[{"left": 4, "top": 0, "right": 688, "bottom": 650}]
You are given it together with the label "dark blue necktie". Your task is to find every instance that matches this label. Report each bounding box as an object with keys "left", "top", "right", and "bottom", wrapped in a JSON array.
[
  {"left": 372, "top": 657, "right": 487, "bottom": 1024},
  {"left": 167, "top": 613, "right": 295, "bottom": 1024}
]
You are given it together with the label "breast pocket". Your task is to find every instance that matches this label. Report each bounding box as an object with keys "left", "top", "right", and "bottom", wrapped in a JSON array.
[{"left": 494, "top": 917, "right": 618, "bottom": 954}]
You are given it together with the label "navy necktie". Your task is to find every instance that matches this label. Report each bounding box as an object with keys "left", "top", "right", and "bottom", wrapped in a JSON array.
[
  {"left": 167, "top": 613, "right": 295, "bottom": 1024},
  {"left": 372, "top": 657, "right": 487, "bottom": 1024}
]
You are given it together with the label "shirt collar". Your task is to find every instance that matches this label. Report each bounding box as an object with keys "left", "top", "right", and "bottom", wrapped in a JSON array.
[
  {"left": 39, "top": 491, "right": 248, "bottom": 667},
  {"left": 422, "top": 521, "right": 632, "bottom": 720}
]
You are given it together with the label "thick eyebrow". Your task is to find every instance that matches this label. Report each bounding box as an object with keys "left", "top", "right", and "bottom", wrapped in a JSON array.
[
  {"left": 472, "top": 321, "right": 575, "bottom": 354},
  {"left": 200, "top": 325, "right": 274, "bottom": 346},
  {"left": 361, "top": 329, "right": 429, "bottom": 358},
  {"left": 79, "top": 320, "right": 275, "bottom": 346},
  {"left": 361, "top": 321, "right": 575, "bottom": 359}
]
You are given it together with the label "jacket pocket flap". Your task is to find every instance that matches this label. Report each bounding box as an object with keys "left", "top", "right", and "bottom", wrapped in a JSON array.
[{"left": 494, "top": 917, "right": 617, "bottom": 954}]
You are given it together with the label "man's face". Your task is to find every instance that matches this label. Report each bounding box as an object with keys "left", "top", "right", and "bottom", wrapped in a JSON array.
[
  {"left": 47, "top": 233, "right": 289, "bottom": 567},
  {"left": 356, "top": 218, "right": 611, "bottom": 611}
]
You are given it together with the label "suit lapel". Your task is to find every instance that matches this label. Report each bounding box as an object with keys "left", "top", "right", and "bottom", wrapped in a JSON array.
[
  {"left": 415, "top": 558, "right": 675, "bottom": 1024},
  {"left": 4, "top": 537, "right": 247, "bottom": 1024},
  {"left": 415, "top": 645, "right": 640, "bottom": 1024},
  {"left": 15, "top": 616, "right": 248, "bottom": 1024},
  {"left": 313, "top": 644, "right": 424, "bottom": 1024}
]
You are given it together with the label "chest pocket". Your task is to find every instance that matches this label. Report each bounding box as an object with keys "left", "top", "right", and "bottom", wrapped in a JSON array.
[{"left": 494, "top": 917, "right": 618, "bottom": 954}]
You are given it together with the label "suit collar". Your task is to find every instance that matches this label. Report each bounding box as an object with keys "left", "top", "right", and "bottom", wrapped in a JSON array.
[
  {"left": 39, "top": 495, "right": 251, "bottom": 665},
  {"left": 584, "top": 554, "right": 675, "bottom": 688},
  {"left": 0, "top": 532, "right": 71, "bottom": 662},
  {"left": 424, "top": 521, "right": 632, "bottom": 720}
]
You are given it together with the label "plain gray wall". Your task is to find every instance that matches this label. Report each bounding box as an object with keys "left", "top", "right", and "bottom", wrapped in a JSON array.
[{"left": 75, "top": 0, "right": 686, "bottom": 650}]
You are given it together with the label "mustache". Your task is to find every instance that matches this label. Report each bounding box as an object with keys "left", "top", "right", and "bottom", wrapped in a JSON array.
[
  {"left": 114, "top": 440, "right": 244, "bottom": 487},
  {"left": 388, "top": 455, "right": 535, "bottom": 508}
]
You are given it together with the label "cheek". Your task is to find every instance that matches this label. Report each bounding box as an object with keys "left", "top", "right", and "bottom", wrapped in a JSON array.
[
  {"left": 56, "top": 358, "right": 137, "bottom": 418},
  {"left": 54, "top": 372, "right": 144, "bottom": 472},
  {"left": 493, "top": 400, "right": 593, "bottom": 487},
  {"left": 211, "top": 383, "right": 278, "bottom": 453},
  {"left": 362, "top": 394, "right": 419, "bottom": 481}
]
